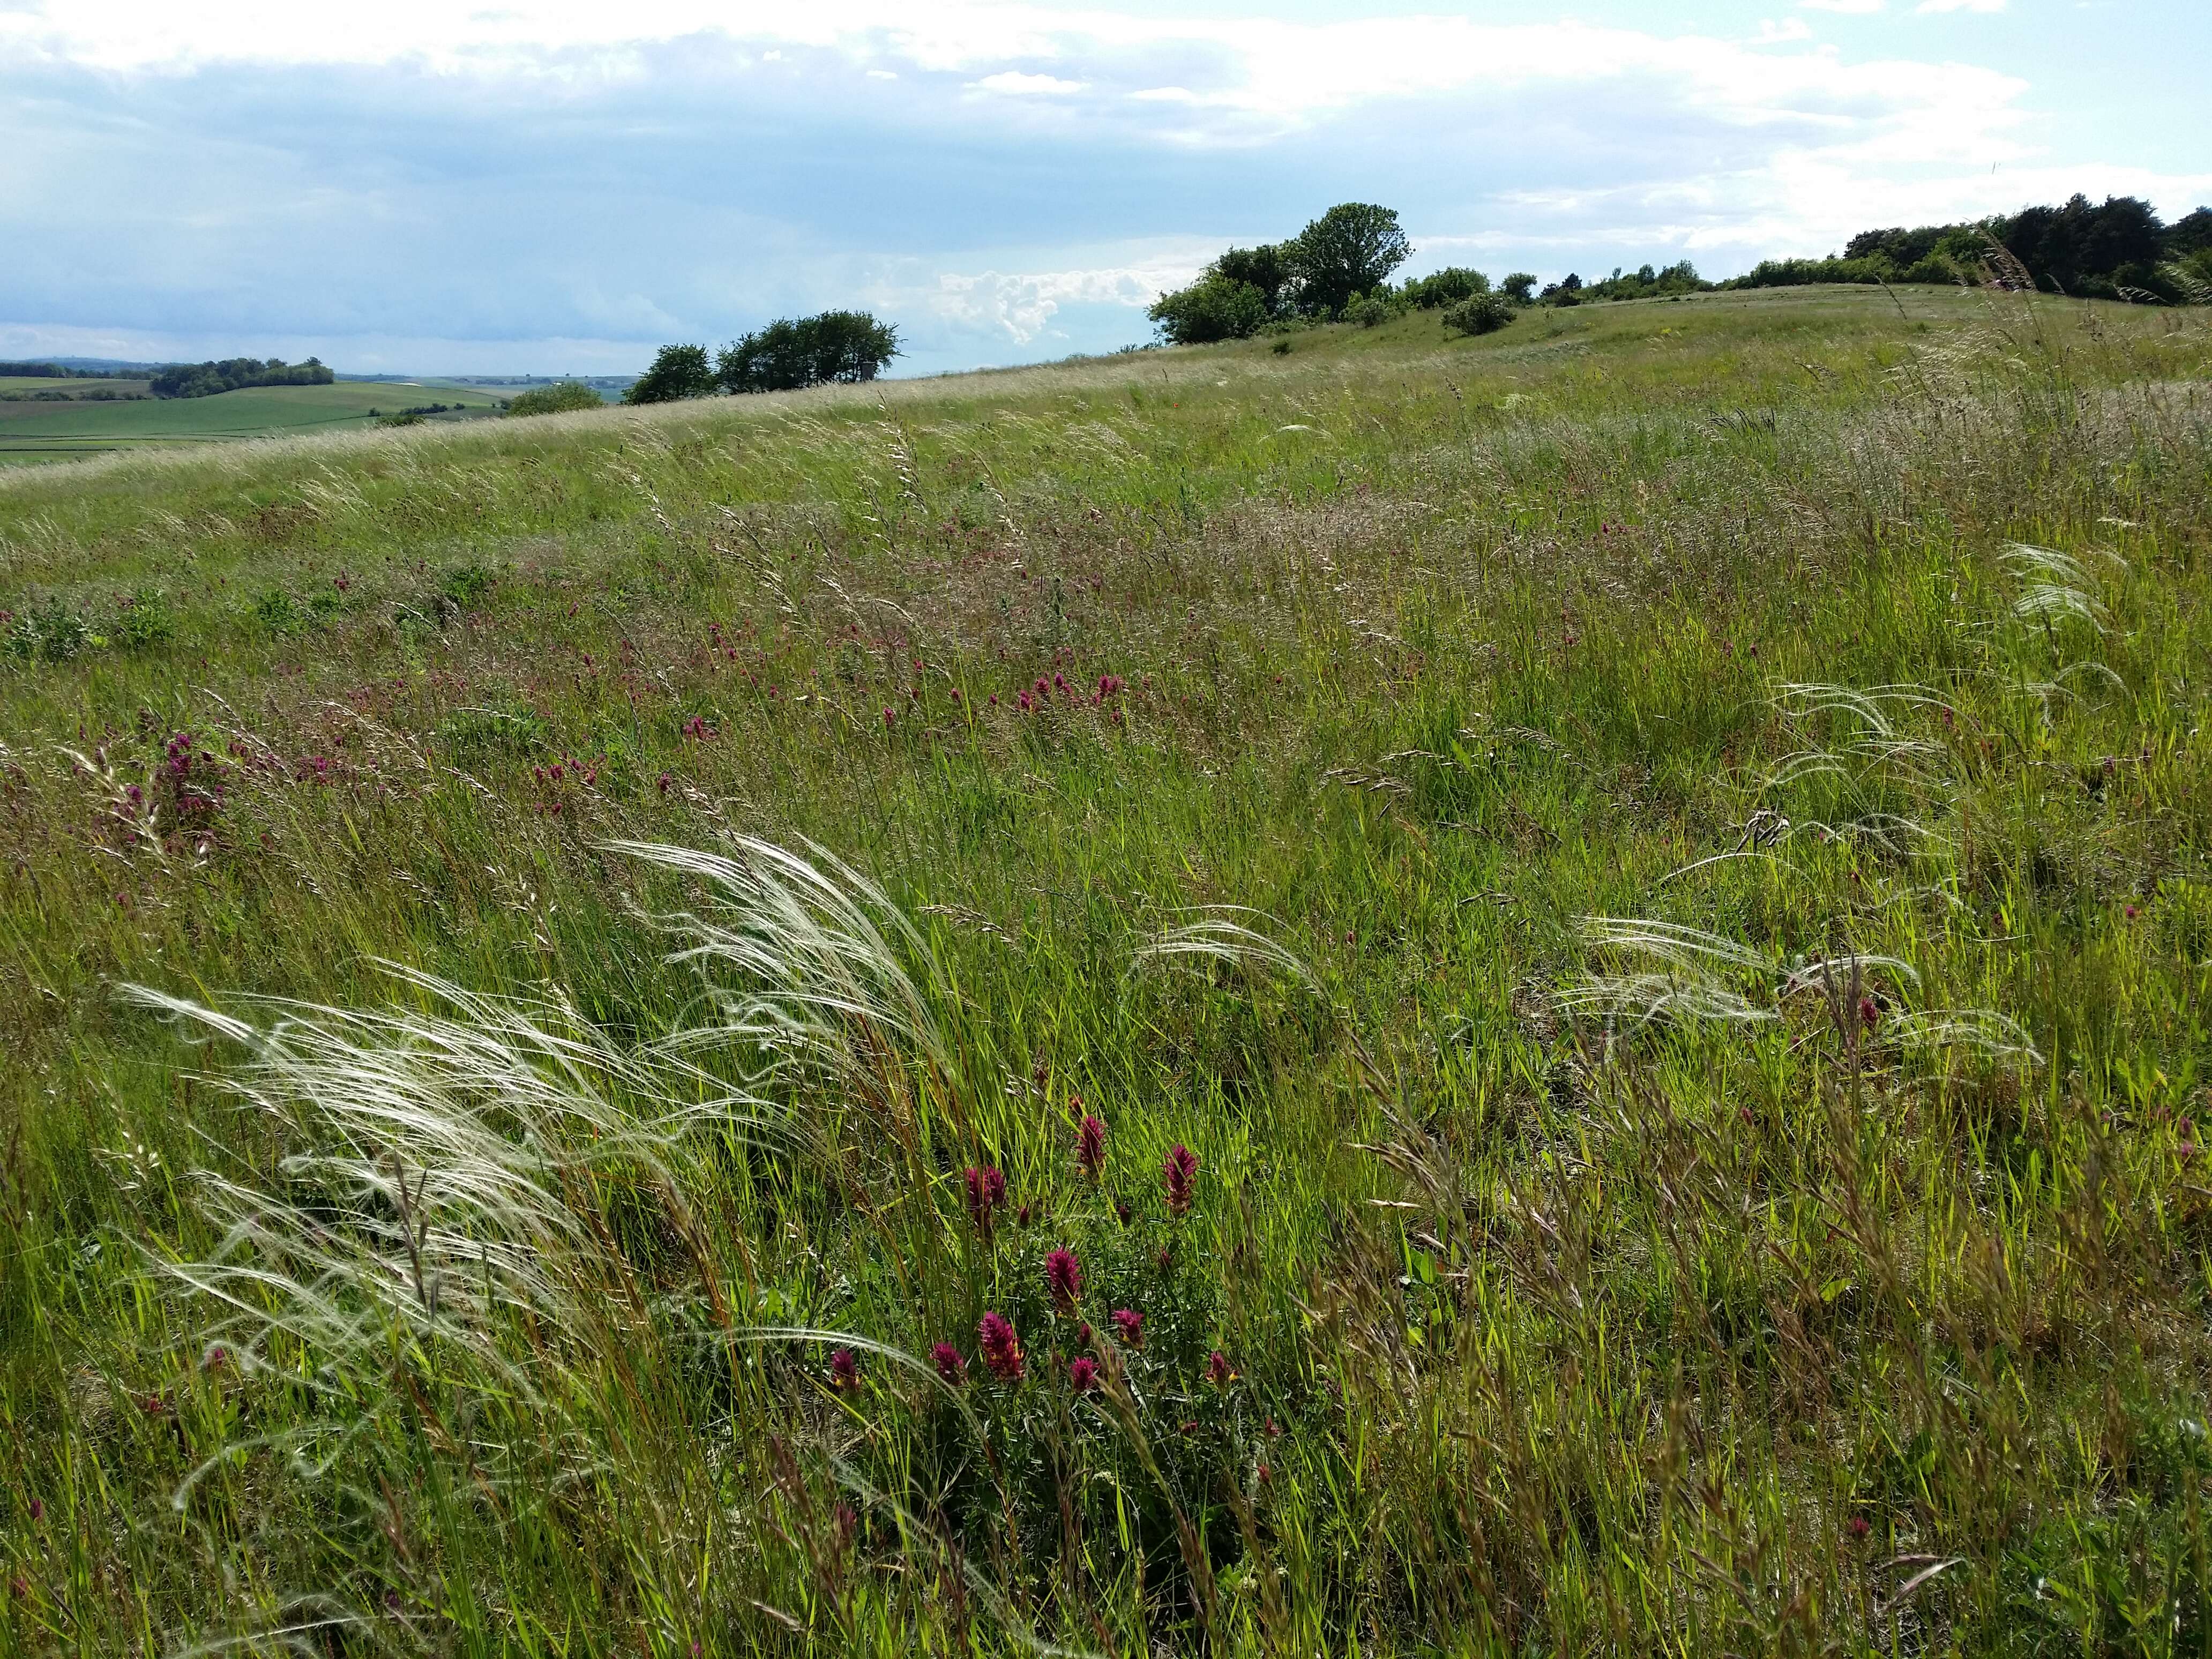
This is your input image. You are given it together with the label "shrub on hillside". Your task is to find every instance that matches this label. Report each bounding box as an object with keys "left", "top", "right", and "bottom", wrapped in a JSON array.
[
  {"left": 1343, "top": 289, "right": 1410, "bottom": 328},
  {"left": 1400, "top": 267, "right": 1490, "bottom": 309},
  {"left": 1148, "top": 275, "right": 1271, "bottom": 344},
  {"left": 1441, "top": 294, "right": 1518, "bottom": 337},
  {"left": 623, "top": 345, "right": 718, "bottom": 405},
  {"left": 1148, "top": 203, "right": 1417, "bottom": 340},
  {"left": 507, "top": 381, "right": 603, "bottom": 417}
]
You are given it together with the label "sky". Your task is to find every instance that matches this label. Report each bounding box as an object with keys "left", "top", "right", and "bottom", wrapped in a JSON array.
[{"left": 3, "top": 1, "right": 2208, "bottom": 377}]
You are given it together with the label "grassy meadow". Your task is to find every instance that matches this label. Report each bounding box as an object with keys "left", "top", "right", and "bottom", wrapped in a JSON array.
[
  {"left": 4, "top": 285, "right": 2212, "bottom": 1654},
  {"left": 0, "top": 381, "right": 507, "bottom": 468}
]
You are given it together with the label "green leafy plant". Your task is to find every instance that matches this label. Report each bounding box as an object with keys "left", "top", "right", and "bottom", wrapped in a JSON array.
[
  {"left": 1441, "top": 293, "right": 1518, "bottom": 336},
  {"left": 507, "top": 380, "right": 605, "bottom": 417}
]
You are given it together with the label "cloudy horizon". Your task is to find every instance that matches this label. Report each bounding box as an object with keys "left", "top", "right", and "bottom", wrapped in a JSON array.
[{"left": 4, "top": 0, "right": 2207, "bottom": 377}]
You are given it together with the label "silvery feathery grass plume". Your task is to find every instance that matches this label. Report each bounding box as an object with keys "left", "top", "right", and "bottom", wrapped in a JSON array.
[
  {"left": 1564, "top": 916, "right": 2037, "bottom": 1063},
  {"left": 1559, "top": 917, "right": 1785, "bottom": 1028},
  {"left": 1132, "top": 907, "right": 1320, "bottom": 991},
  {"left": 123, "top": 963, "right": 765, "bottom": 1402},
  {"left": 605, "top": 835, "right": 949, "bottom": 1083},
  {"left": 1763, "top": 682, "right": 1953, "bottom": 796},
  {"left": 2000, "top": 542, "right": 2114, "bottom": 633}
]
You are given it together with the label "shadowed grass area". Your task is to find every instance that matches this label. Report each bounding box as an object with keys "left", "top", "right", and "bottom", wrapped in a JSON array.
[{"left": 4, "top": 286, "right": 2212, "bottom": 1654}]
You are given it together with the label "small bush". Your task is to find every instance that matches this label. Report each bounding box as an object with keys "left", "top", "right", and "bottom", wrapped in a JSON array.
[
  {"left": 253, "top": 589, "right": 303, "bottom": 636},
  {"left": 1401, "top": 267, "right": 1490, "bottom": 309},
  {"left": 506, "top": 381, "right": 604, "bottom": 417},
  {"left": 1343, "top": 290, "right": 1409, "bottom": 328},
  {"left": 439, "top": 563, "right": 497, "bottom": 611},
  {"left": 111, "top": 588, "right": 174, "bottom": 651},
  {"left": 1441, "top": 294, "right": 1519, "bottom": 337},
  {"left": 1148, "top": 275, "right": 1271, "bottom": 344},
  {"left": 5, "top": 600, "right": 91, "bottom": 663}
]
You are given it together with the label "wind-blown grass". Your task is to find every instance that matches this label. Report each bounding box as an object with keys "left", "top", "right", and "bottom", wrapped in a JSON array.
[{"left": 5, "top": 285, "right": 2212, "bottom": 1653}]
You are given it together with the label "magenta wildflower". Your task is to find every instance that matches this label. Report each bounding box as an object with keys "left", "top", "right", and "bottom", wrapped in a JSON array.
[
  {"left": 979, "top": 1312, "right": 1024, "bottom": 1381},
  {"left": 828, "top": 1347, "right": 861, "bottom": 1393},
  {"left": 932, "top": 1342, "right": 967, "bottom": 1385},
  {"left": 964, "top": 1164, "right": 1007, "bottom": 1232},
  {"left": 1163, "top": 1144, "right": 1198, "bottom": 1216},
  {"left": 1857, "top": 995, "right": 1878, "bottom": 1030},
  {"left": 1111, "top": 1308, "right": 1144, "bottom": 1349},
  {"left": 1207, "top": 1350, "right": 1234, "bottom": 1387},
  {"left": 1068, "top": 1357, "right": 1098, "bottom": 1395},
  {"left": 1045, "top": 1247, "right": 1082, "bottom": 1310},
  {"left": 1847, "top": 1515, "right": 1871, "bottom": 1543},
  {"left": 884, "top": 706, "right": 895, "bottom": 727},
  {"left": 1077, "top": 1113, "right": 1107, "bottom": 1180}
]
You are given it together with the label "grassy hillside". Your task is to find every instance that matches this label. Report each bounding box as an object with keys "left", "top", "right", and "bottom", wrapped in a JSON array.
[
  {"left": 0, "top": 379, "right": 507, "bottom": 466},
  {"left": 4, "top": 287, "right": 2211, "bottom": 1654}
]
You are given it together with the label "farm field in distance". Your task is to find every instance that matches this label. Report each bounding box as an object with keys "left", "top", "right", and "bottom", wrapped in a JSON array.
[
  {"left": 4, "top": 285, "right": 2212, "bottom": 1654},
  {"left": 0, "top": 378, "right": 508, "bottom": 466}
]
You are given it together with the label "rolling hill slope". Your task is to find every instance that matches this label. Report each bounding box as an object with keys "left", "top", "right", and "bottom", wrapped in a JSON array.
[{"left": 3, "top": 287, "right": 2211, "bottom": 1654}]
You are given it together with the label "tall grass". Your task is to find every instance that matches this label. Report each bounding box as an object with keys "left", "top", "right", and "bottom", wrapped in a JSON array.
[{"left": 4, "top": 286, "right": 2212, "bottom": 1652}]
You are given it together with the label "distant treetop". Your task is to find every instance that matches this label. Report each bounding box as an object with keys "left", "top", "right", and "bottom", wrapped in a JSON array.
[{"left": 625, "top": 311, "right": 902, "bottom": 406}]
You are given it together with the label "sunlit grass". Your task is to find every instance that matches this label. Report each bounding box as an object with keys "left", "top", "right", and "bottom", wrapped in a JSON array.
[{"left": 4, "top": 286, "right": 2212, "bottom": 1653}]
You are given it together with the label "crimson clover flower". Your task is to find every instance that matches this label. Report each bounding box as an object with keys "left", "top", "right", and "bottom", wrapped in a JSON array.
[
  {"left": 1077, "top": 1114, "right": 1107, "bottom": 1180},
  {"left": 1164, "top": 1144, "right": 1198, "bottom": 1216},
  {"left": 1045, "top": 1247, "right": 1082, "bottom": 1311},
  {"left": 932, "top": 1342, "right": 967, "bottom": 1385},
  {"left": 979, "top": 1313, "right": 1024, "bottom": 1381}
]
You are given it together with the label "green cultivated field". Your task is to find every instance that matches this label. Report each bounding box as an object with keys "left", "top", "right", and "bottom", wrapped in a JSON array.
[
  {"left": 5, "top": 287, "right": 2212, "bottom": 1654},
  {"left": 0, "top": 379, "right": 506, "bottom": 466}
]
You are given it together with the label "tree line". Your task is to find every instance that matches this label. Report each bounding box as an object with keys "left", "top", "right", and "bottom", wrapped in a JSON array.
[
  {"left": 0, "top": 361, "right": 116, "bottom": 379},
  {"left": 1147, "top": 192, "right": 2212, "bottom": 348},
  {"left": 1722, "top": 195, "right": 2211, "bottom": 303},
  {"left": 148, "top": 357, "right": 334, "bottom": 399},
  {"left": 625, "top": 311, "right": 901, "bottom": 405}
]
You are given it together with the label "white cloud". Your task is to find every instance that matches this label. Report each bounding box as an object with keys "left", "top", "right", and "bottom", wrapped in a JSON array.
[
  {"left": 922, "top": 256, "right": 1205, "bottom": 342},
  {"left": 0, "top": 3, "right": 2023, "bottom": 143},
  {"left": 969, "top": 71, "right": 1086, "bottom": 95}
]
